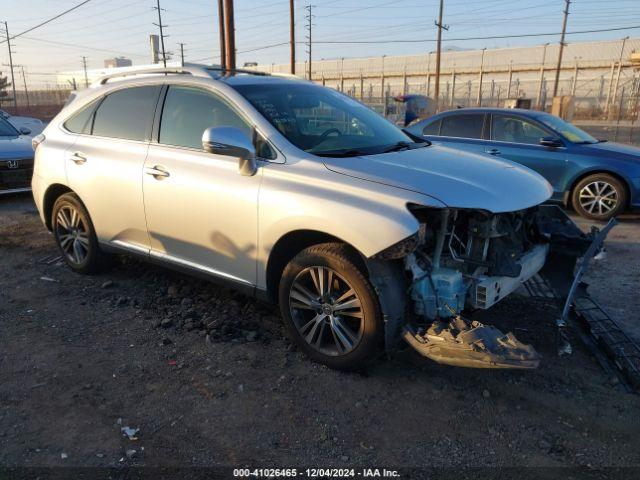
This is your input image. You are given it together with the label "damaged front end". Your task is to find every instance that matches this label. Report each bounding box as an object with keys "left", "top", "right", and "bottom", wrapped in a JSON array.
[{"left": 370, "top": 204, "right": 608, "bottom": 369}]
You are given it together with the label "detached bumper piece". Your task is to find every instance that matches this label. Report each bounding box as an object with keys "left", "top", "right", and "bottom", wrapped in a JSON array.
[{"left": 403, "top": 318, "right": 540, "bottom": 369}]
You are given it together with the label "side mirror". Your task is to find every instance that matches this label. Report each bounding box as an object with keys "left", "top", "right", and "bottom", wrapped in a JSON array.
[
  {"left": 19, "top": 127, "right": 32, "bottom": 136},
  {"left": 539, "top": 136, "right": 563, "bottom": 148},
  {"left": 202, "top": 126, "right": 258, "bottom": 176}
]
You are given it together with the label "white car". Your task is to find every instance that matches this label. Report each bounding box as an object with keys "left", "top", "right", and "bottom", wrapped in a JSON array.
[{"left": 0, "top": 109, "right": 44, "bottom": 136}]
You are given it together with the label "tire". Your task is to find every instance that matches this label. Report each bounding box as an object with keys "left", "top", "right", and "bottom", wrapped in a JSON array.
[
  {"left": 51, "top": 193, "right": 108, "bottom": 274},
  {"left": 278, "top": 243, "right": 383, "bottom": 370},
  {"left": 571, "top": 173, "right": 627, "bottom": 221}
]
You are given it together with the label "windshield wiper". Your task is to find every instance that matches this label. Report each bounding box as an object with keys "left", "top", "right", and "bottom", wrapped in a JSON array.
[
  {"left": 382, "top": 141, "right": 429, "bottom": 153},
  {"left": 313, "top": 149, "right": 370, "bottom": 158}
]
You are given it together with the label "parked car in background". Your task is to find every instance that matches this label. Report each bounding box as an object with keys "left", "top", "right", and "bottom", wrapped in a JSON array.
[
  {"left": 406, "top": 108, "right": 640, "bottom": 220},
  {"left": 0, "top": 109, "right": 44, "bottom": 136},
  {"left": 0, "top": 116, "right": 35, "bottom": 194}
]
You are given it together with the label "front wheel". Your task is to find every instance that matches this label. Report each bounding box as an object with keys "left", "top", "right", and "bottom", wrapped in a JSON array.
[
  {"left": 278, "top": 243, "right": 383, "bottom": 370},
  {"left": 571, "top": 173, "right": 627, "bottom": 221}
]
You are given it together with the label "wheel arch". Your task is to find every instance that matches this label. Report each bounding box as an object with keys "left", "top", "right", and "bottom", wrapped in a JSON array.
[
  {"left": 265, "top": 229, "right": 368, "bottom": 303},
  {"left": 567, "top": 169, "right": 631, "bottom": 209},
  {"left": 42, "top": 183, "right": 74, "bottom": 230}
]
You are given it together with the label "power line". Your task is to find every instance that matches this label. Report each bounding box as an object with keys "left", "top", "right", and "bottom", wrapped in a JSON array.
[
  {"left": 0, "top": 0, "right": 94, "bottom": 45},
  {"left": 306, "top": 24, "right": 640, "bottom": 44}
]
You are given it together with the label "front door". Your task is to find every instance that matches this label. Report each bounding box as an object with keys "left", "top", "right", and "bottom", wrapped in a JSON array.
[{"left": 142, "top": 85, "right": 262, "bottom": 287}]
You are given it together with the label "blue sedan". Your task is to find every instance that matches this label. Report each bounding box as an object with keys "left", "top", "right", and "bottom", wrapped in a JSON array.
[{"left": 406, "top": 108, "right": 640, "bottom": 220}]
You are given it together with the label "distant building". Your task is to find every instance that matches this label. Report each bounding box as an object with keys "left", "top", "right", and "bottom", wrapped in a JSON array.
[{"left": 104, "top": 57, "right": 133, "bottom": 69}]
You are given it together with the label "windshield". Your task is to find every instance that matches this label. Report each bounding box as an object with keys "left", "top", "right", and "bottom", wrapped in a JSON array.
[
  {"left": 0, "top": 117, "right": 19, "bottom": 136},
  {"left": 231, "top": 82, "right": 413, "bottom": 156},
  {"left": 537, "top": 113, "right": 598, "bottom": 144}
]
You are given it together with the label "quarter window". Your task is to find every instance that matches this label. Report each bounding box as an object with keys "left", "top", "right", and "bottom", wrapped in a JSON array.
[
  {"left": 491, "top": 115, "right": 548, "bottom": 145},
  {"left": 92, "top": 86, "right": 161, "bottom": 141},
  {"left": 159, "top": 86, "right": 253, "bottom": 150},
  {"left": 63, "top": 99, "right": 99, "bottom": 134},
  {"left": 422, "top": 119, "right": 441, "bottom": 136},
  {"left": 439, "top": 114, "right": 484, "bottom": 138}
]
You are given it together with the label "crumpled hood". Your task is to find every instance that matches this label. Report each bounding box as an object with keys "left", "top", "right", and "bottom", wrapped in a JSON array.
[
  {"left": 0, "top": 136, "right": 34, "bottom": 159},
  {"left": 322, "top": 144, "right": 552, "bottom": 213}
]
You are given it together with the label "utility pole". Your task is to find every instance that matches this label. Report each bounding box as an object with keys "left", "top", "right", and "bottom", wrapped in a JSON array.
[
  {"left": 153, "top": 0, "right": 168, "bottom": 67},
  {"left": 179, "top": 43, "right": 185, "bottom": 66},
  {"left": 223, "top": 0, "right": 236, "bottom": 71},
  {"left": 81, "top": 56, "right": 89, "bottom": 88},
  {"left": 290, "top": 0, "right": 296, "bottom": 75},
  {"left": 552, "top": 0, "right": 571, "bottom": 98},
  {"left": 434, "top": 0, "right": 448, "bottom": 108},
  {"left": 477, "top": 47, "right": 486, "bottom": 107},
  {"left": 536, "top": 43, "right": 549, "bottom": 110},
  {"left": 19, "top": 65, "right": 29, "bottom": 110},
  {"left": 305, "top": 5, "right": 313, "bottom": 81},
  {"left": 217, "top": 0, "right": 226, "bottom": 70},
  {"left": 3, "top": 21, "right": 18, "bottom": 113}
]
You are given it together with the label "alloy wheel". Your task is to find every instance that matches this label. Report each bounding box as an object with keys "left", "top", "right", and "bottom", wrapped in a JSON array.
[
  {"left": 289, "top": 266, "right": 364, "bottom": 356},
  {"left": 578, "top": 180, "right": 618, "bottom": 217},
  {"left": 55, "top": 204, "right": 90, "bottom": 265}
]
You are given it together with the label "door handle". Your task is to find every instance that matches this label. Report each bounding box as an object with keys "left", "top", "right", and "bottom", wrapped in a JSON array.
[
  {"left": 70, "top": 152, "right": 87, "bottom": 164},
  {"left": 145, "top": 165, "right": 170, "bottom": 179},
  {"left": 485, "top": 148, "right": 501, "bottom": 155}
]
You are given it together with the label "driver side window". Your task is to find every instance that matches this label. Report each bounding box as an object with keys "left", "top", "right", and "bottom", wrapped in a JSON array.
[{"left": 159, "top": 85, "right": 274, "bottom": 158}]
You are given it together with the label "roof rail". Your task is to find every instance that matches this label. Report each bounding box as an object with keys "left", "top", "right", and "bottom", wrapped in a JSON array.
[{"left": 91, "top": 64, "right": 213, "bottom": 87}]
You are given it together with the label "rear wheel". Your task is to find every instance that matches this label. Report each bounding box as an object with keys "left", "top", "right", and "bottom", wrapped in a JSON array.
[
  {"left": 278, "top": 243, "right": 383, "bottom": 370},
  {"left": 52, "top": 193, "right": 108, "bottom": 274},
  {"left": 572, "top": 173, "right": 626, "bottom": 221}
]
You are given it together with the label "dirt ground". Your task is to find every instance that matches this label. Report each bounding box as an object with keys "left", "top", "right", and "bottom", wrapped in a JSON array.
[{"left": 1, "top": 192, "right": 640, "bottom": 476}]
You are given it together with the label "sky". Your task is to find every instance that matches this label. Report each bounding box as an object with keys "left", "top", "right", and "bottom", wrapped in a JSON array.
[{"left": 1, "top": 0, "right": 639, "bottom": 87}]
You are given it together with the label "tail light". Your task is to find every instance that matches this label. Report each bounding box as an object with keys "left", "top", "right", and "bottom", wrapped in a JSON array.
[{"left": 32, "top": 134, "right": 45, "bottom": 151}]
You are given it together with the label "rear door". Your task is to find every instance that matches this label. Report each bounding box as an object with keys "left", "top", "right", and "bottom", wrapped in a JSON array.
[
  {"left": 421, "top": 113, "right": 488, "bottom": 155},
  {"left": 485, "top": 113, "right": 567, "bottom": 196},
  {"left": 66, "top": 85, "right": 162, "bottom": 251}
]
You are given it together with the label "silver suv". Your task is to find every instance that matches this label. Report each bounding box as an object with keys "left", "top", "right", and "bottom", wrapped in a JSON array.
[{"left": 32, "top": 65, "right": 595, "bottom": 370}]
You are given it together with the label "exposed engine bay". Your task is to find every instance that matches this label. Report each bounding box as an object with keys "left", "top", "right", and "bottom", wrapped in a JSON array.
[{"left": 370, "top": 204, "right": 602, "bottom": 369}]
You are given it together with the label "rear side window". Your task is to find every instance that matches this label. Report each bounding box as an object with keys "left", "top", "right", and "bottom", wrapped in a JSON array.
[
  {"left": 159, "top": 86, "right": 253, "bottom": 150},
  {"left": 422, "top": 119, "right": 441, "bottom": 135},
  {"left": 63, "top": 100, "right": 99, "bottom": 134},
  {"left": 440, "top": 114, "right": 484, "bottom": 139},
  {"left": 92, "top": 86, "right": 161, "bottom": 141}
]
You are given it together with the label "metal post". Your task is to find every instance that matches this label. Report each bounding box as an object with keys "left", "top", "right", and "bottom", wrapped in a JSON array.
[
  {"left": 305, "top": 5, "right": 313, "bottom": 81},
  {"left": 179, "top": 43, "right": 185, "bottom": 66},
  {"left": 605, "top": 61, "right": 616, "bottom": 114},
  {"left": 359, "top": 71, "right": 364, "bottom": 99},
  {"left": 477, "top": 47, "right": 486, "bottom": 107},
  {"left": 224, "top": 0, "right": 236, "bottom": 70},
  {"left": 3, "top": 22, "right": 18, "bottom": 113},
  {"left": 614, "top": 87, "right": 624, "bottom": 142},
  {"left": 507, "top": 61, "right": 513, "bottom": 98},
  {"left": 611, "top": 36, "right": 628, "bottom": 117},
  {"left": 380, "top": 55, "right": 385, "bottom": 100},
  {"left": 81, "top": 56, "right": 89, "bottom": 88},
  {"left": 340, "top": 57, "right": 344, "bottom": 92},
  {"left": 450, "top": 68, "right": 455, "bottom": 107},
  {"left": 20, "top": 65, "right": 29, "bottom": 111},
  {"left": 537, "top": 43, "right": 548, "bottom": 110},
  {"left": 403, "top": 65, "right": 407, "bottom": 96},
  {"left": 217, "top": 0, "right": 226, "bottom": 70},
  {"left": 552, "top": 0, "right": 571, "bottom": 98},
  {"left": 289, "top": 0, "right": 295, "bottom": 75},
  {"left": 570, "top": 60, "right": 578, "bottom": 96}
]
